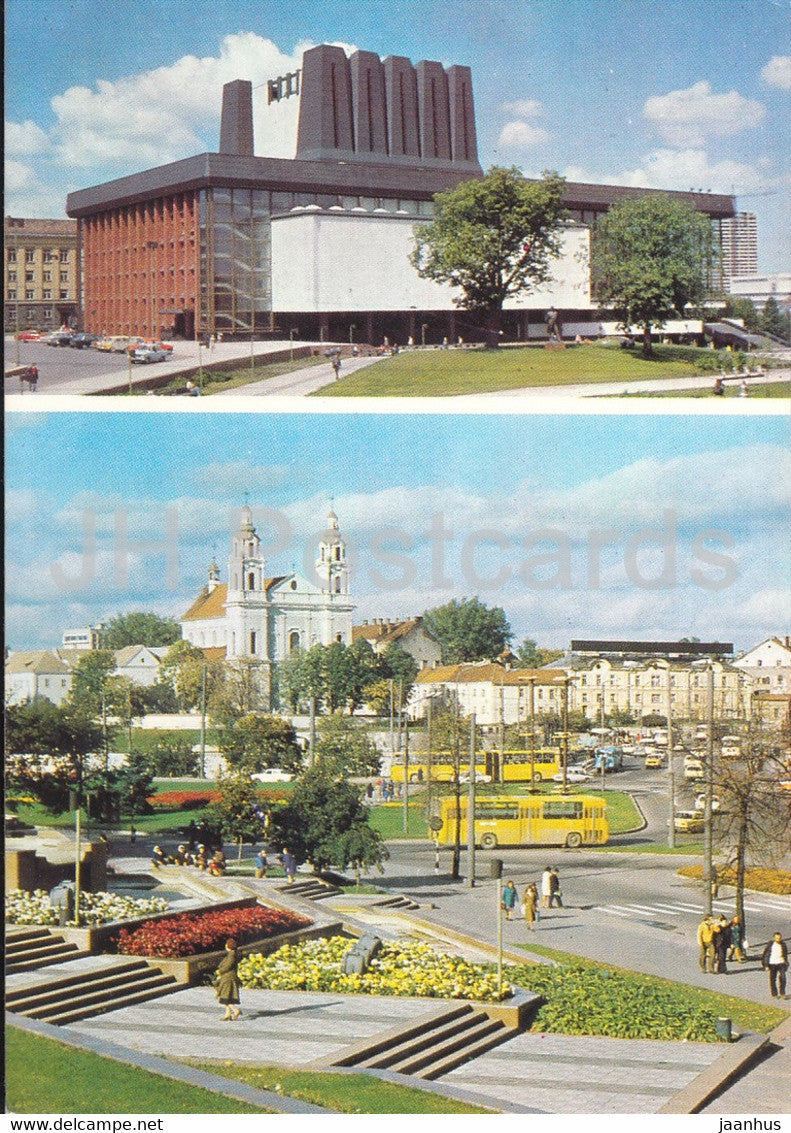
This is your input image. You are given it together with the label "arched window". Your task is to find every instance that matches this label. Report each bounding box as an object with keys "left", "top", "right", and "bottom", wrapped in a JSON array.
[
  {"left": 334, "top": 577, "right": 341, "bottom": 593},
  {"left": 334, "top": 546, "right": 341, "bottom": 561},
  {"left": 336, "top": 633, "right": 343, "bottom": 643},
  {"left": 289, "top": 630, "right": 300, "bottom": 652},
  {"left": 247, "top": 572, "right": 255, "bottom": 590}
]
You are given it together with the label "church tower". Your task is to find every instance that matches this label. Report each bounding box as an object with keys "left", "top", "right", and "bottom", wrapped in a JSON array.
[
  {"left": 225, "top": 504, "right": 270, "bottom": 662},
  {"left": 315, "top": 506, "right": 349, "bottom": 597},
  {"left": 206, "top": 557, "right": 221, "bottom": 593}
]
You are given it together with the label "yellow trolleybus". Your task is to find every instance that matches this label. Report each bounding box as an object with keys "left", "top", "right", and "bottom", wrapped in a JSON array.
[
  {"left": 390, "top": 750, "right": 561, "bottom": 783},
  {"left": 433, "top": 794, "right": 609, "bottom": 850}
]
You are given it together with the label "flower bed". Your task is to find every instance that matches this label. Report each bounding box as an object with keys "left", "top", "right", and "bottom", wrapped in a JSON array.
[
  {"left": 238, "top": 937, "right": 508, "bottom": 1002},
  {"left": 149, "top": 788, "right": 289, "bottom": 809},
  {"left": 677, "top": 864, "right": 791, "bottom": 895},
  {"left": 508, "top": 963, "right": 723, "bottom": 1042},
  {"left": 116, "top": 903, "right": 310, "bottom": 958},
  {"left": 5, "top": 889, "right": 169, "bottom": 927}
]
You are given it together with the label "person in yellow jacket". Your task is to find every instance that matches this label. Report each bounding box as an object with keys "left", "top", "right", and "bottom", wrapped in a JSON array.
[{"left": 697, "top": 916, "right": 716, "bottom": 973}]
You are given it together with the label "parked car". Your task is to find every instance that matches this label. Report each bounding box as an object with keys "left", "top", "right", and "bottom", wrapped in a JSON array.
[
  {"left": 552, "top": 767, "right": 589, "bottom": 783},
  {"left": 69, "top": 332, "right": 99, "bottom": 349},
  {"left": 14, "top": 329, "right": 43, "bottom": 341},
  {"left": 131, "top": 345, "right": 170, "bottom": 363},
  {"left": 250, "top": 768, "right": 294, "bottom": 783},
  {"left": 645, "top": 752, "right": 666, "bottom": 769},
  {"left": 694, "top": 794, "right": 722, "bottom": 812},
  {"left": 44, "top": 331, "right": 73, "bottom": 346},
  {"left": 673, "top": 810, "right": 704, "bottom": 833},
  {"left": 684, "top": 760, "right": 705, "bottom": 780}
]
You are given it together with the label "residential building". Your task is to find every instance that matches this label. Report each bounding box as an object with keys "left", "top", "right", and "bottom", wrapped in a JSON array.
[
  {"left": 61, "top": 625, "right": 104, "bottom": 651},
  {"left": 720, "top": 212, "right": 758, "bottom": 288},
  {"left": 5, "top": 651, "right": 73, "bottom": 706},
  {"left": 352, "top": 617, "right": 441, "bottom": 669},
  {"left": 4, "top": 216, "right": 79, "bottom": 332},
  {"left": 733, "top": 636, "right": 791, "bottom": 698},
  {"left": 727, "top": 272, "right": 791, "bottom": 314},
  {"left": 66, "top": 43, "right": 735, "bottom": 344},
  {"left": 409, "top": 663, "right": 569, "bottom": 725},
  {"left": 112, "top": 645, "right": 169, "bottom": 687}
]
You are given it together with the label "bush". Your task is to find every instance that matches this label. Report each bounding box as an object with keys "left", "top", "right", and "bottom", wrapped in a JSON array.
[
  {"left": 239, "top": 936, "right": 507, "bottom": 1001},
  {"left": 115, "top": 903, "right": 310, "bottom": 957},
  {"left": 5, "top": 889, "right": 169, "bottom": 926},
  {"left": 508, "top": 963, "right": 722, "bottom": 1041},
  {"left": 677, "top": 864, "right": 791, "bottom": 895}
]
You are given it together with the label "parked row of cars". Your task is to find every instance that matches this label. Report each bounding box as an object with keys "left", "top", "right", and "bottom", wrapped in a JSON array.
[{"left": 15, "top": 328, "right": 174, "bottom": 363}]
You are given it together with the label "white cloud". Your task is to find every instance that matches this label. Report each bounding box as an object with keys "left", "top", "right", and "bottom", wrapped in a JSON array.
[
  {"left": 643, "top": 81, "right": 765, "bottom": 146},
  {"left": 565, "top": 147, "right": 763, "bottom": 195},
  {"left": 5, "top": 119, "right": 52, "bottom": 156},
  {"left": 497, "top": 121, "right": 549, "bottom": 149},
  {"left": 761, "top": 55, "right": 791, "bottom": 90}
]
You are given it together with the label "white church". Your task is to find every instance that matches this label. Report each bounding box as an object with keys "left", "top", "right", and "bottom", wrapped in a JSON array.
[{"left": 181, "top": 505, "right": 354, "bottom": 695}]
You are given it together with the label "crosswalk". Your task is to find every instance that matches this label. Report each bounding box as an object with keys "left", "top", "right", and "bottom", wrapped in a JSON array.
[{"left": 597, "top": 894, "right": 791, "bottom": 927}]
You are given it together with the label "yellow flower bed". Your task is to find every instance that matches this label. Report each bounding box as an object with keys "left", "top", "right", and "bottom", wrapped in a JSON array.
[
  {"left": 238, "top": 936, "right": 508, "bottom": 1002},
  {"left": 677, "top": 865, "right": 791, "bottom": 895}
]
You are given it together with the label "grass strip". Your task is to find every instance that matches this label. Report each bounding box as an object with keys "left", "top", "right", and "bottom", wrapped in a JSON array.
[
  {"left": 183, "top": 1061, "right": 492, "bottom": 1113},
  {"left": 677, "top": 864, "right": 791, "bottom": 895},
  {"left": 5, "top": 1028, "right": 273, "bottom": 1114},
  {"left": 511, "top": 944, "right": 787, "bottom": 1035}
]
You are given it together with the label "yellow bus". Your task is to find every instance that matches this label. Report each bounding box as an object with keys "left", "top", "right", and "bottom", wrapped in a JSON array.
[
  {"left": 390, "top": 750, "right": 561, "bottom": 783},
  {"left": 433, "top": 794, "right": 608, "bottom": 850}
]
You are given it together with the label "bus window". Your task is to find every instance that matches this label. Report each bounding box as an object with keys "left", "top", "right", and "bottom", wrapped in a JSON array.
[
  {"left": 475, "top": 801, "right": 519, "bottom": 822},
  {"left": 542, "top": 800, "right": 583, "bottom": 820}
]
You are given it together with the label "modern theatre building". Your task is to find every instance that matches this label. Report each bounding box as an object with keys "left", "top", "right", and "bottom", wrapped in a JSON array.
[{"left": 66, "top": 43, "right": 736, "bottom": 344}]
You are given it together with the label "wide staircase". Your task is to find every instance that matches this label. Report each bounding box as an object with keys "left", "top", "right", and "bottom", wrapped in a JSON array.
[
  {"left": 6, "top": 927, "right": 180, "bottom": 1025},
  {"left": 329, "top": 1002, "right": 519, "bottom": 1080},
  {"left": 277, "top": 877, "right": 342, "bottom": 901}
]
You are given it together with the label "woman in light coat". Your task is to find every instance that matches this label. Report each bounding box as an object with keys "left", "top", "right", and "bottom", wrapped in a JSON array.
[{"left": 215, "top": 938, "right": 241, "bottom": 1020}]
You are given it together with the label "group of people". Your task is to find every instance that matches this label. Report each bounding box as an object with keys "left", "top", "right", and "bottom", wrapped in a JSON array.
[
  {"left": 697, "top": 914, "right": 745, "bottom": 973},
  {"left": 501, "top": 867, "right": 564, "bottom": 931},
  {"left": 253, "top": 846, "right": 296, "bottom": 884},
  {"left": 150, "top": 843, "right": 227, "bottom": 876}
]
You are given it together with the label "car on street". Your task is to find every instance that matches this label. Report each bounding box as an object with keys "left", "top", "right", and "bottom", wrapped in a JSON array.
[
  {"left": 645, "top": 752, "right": 666, "bottom": 769},
  {"left": 250, "top": 767, "right": 294, "bottom": 783},
  {"left": 14, "top": 329, "right": 44, "bottom": 341},
  {"left": 684, "top": 758, "right": 705, "bottom": 780},
  {"left": 552, "top": 767, "right": 590, "bottom": 783},
  {"left": 131, "top": 345, "right": 170, "bottom": 363},
  {"left": 44, "top": 331, "right": 74, "bottom": 346},
  {"left": 459, "top": 772, "right": 492, "bottom": 784},
  {"left": 69, "top": 332, "right": 99, "bottom": 349},
  {"left": 672, "top": 810, "right": 704, "bottom": 833},
  {"left": 694, "top": 793, "right": 722, "bottom": 811}
]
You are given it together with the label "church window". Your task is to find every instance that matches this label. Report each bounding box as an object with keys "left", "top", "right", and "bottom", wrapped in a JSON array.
[
  {"left": 334, "top": 578, "right": 341, "bottom": 593},
  {"left": 247, "top": 572, "right": 255, "bottom": 590},
  {"left": 290, "top": 580, "right": 297, "bottom": 590},
  {"left": 336, "top": 633, "right": 343, "bottom": 642},
  {"left": 249, "top": 631, "right": 257, "bottom": 654},
  {"left": 334, "top": 546, "right": 341, "bottom": 561},
  {"left": 289, "top": 630, "right": 300, "bottom": 652}
]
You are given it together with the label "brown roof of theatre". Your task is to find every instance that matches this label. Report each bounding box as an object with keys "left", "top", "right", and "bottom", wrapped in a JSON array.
[
  {"left": 416, "top": 663, "right": 567, "bottom": 686},
  {"left": 352, "top": 617, "right": 434, "bottom": 645},
  {"left": 182, "top": 578, "right": 288, "bottom": 620},
  {"left": 66, "top": 154, "right": 735, "bottom": 220}
]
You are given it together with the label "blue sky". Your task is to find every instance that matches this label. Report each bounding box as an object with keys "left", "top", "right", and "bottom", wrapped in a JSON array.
[
  {"left": 5, "top": 0, "right": 790, "bottom": 269},
  {"left": 6, "top": 412, "right": 790, "bottom": 652}
]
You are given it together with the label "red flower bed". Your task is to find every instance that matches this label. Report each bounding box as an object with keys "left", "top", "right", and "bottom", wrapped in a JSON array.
[
  {"left": 116, "top": 904, "right": 310, "bottom": 958},
  {"left": 149, "top": 790, "right": 220, "bottom": 808}
]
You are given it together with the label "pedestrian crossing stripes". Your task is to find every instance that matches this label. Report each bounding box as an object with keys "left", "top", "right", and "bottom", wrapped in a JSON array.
[{"left": 598, "top": 895, "right": 791, "bottom": 923}]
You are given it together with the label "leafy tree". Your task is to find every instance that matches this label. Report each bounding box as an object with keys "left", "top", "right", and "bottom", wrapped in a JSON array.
[
  {"left": 161, "top": 640, "right": 226, "bottom": 713},
  {"left": 513, "top": 638, "right": 564, "bottom": 668},
  {"left": 101, "top": 612, "right": 182, "bottom": 649},
  {"left": 412, "top": 167, "right": 567, "bottom": 342},
  {"left": 723, "top": 297, "right": 760, "bottom": 331},
  {"left": 147, "top": 736, "right": 199, "bottom": 777},
  {"left": 68, "top": 651, "right": 118, "bottom": 716},
  {"left": 269, "top": 770, "right": 387, "bottom": 872},
  {"left": 592, "top": 195, "right": 716, "bottom": 355},
  {"left": 760, "top": 296, "right": 783, "bottom": 338},
  {"left": 115, "top": 751, "right": 155, "bottom": 815},
  {"left": 423, "top": 597, "right": 512, "bottom": 664},
  {"left": 137, "top": 680, "right": 179, "bottom": 715},
  {"left": 363, "top": 678, "right": 395, "bottom": 717},
  {"left": 314, "top": 712, "right": 382, "bottom": 777},
  {"left": 207, "top": 770, "right": 268, "bottom": 856},
  {"left": 378, "top": 644, "right": 420, "bottom": 702},
  {"left": 278, "top": 647, "right": 306, "bottom": 713},
  {"left": 5, "top": 699, "right": 103, "bottom": 813},
  {"left": 218, "top": 713, "right": 302, "bottom": 773},
  {"left": 346, "top": 639, "right": 381, "bottom": 713}
]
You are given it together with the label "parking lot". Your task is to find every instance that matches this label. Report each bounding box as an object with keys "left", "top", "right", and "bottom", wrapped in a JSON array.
[{"left": 3, "top": 335, "right": 183, "bottom": 394}]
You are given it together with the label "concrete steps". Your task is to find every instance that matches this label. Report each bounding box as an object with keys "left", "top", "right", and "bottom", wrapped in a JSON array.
[
  {"left": 5, "top": 928, "right": 88, "bottom": 973},
  {"left": 278, "top": 878, "right": 341, "bottom": 901},
  {"left": 371, "top": 895, "right": 421, "bottom": 911},
  {"left": 332, "top": 1003, "right": 518, "bottom": 1080},
  {"left": 6, "top": 958, "right": 180, "bottom": 1025}
]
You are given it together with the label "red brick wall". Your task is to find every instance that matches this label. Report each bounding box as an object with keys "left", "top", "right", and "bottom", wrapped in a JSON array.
[{"left": 81, "top": 192, "right": 200, "bottom": 338}]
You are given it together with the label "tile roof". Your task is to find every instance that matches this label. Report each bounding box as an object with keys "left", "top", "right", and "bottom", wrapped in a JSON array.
[
  {"left": 200, "top": 646, "right": 227, "bottom": 662},
  {"left": 416, "top": 663, "right": 567, "bottom": 686},
  {"left": 5, "top": 650, "right": 71, "bottom": 675},
  {"left": 182, "top": 584, "right": 228, "bottom": 621},
  {"left": 352, "top": 617, "right": 433, "bottom": 646}
]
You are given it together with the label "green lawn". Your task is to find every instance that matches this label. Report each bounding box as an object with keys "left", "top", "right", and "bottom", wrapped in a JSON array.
[
  {"left": 123, "top": 353, "right": 326, "bottom": 396},
  {"left": 512, "top": 945, "right": 787, "bottom": 1035},
  {"left": 368, "top": 801, "right": 429, "bottom": 839},
  {"left": 113, "top": 728, "right": 221, "bottom": 754},
  {"left": 622, "top": 379, "right": 791, "bottom": 399},
  {"left": 183, "top": 1061, "right": 492, "bottom": 1113},
  {"left": 311, "top": 342, "right": 771, "bottom": 397},
  {"left": 600, "top": 840, "right": 705, "bottom": 854},
  {"left": 5, "top": 1028, "right": 272, "bottom": 1114}
]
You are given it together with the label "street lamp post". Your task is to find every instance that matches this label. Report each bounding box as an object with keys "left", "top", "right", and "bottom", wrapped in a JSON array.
[
  {"left": 703, "top": 665, "right": 715, "bottom": 915},
  {"left": 528, "top": 675, "right": 537, "bottom": 791},
  {"left": 561, "top": 677, "right": 570, "bottom": 791},
  {"left": 667, "top": 673, "right": 676, "bottom": 849},
  {"left": 402, "top": 704, "right": 410, "bottom": 834},
  {"left": 466, "top": 712, "right": 476, "bottom": 888}
]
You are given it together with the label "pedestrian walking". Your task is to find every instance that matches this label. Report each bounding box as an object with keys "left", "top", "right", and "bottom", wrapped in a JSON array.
[
  {"left": 727, "top": 915, "right": 745, "bottom": 962},
  {"left": 761, "top": 933, "right": 789, "bottom": 999},
  {"left": 697, "top": 916, "right": 716, "bottom": 973},
  {"left": 254, "top": 848, "right": 268, "bottom": 879},
  {"left": 523, "top": 883, "right": 538, "bottom": 931},
  {"left": 713, "top": 915, "right": 730, "bottom": 973},
  {"left": 129, "top": 825, "right": 137, "bottom": 844},
  {"left": 541, "top": 866, "right": 553, "bottom": 909},
  {"left": 215, "top": 938, "right": 241, "bottom": 1020},
  {"left": 280, "top": 846, "right": 296, "bottom": 884},
  {"left": 502, "top": 880, "right": 518, "bottom": 920},
  {"left": 151, "top": 845, "right": 166, "bottom": 871},
  {"left": 549, "top": 867, "right": 563, "bottom": 908},
  {"left": 331, "top": 352, "right": 341, "bottom": 379}
]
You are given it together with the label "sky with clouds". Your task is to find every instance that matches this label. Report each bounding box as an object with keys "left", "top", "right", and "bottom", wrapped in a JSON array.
[
  {"left": 4, "top": 0, "right": 790, "bottom": 270},
  {"left": 6, "top": 412, "right": 790, "bottom": 653}
]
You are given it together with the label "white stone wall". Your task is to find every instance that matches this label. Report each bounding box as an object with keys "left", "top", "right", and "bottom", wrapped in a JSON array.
[{"left": 271, "top": 209, "right": 590, "bottom": 312}]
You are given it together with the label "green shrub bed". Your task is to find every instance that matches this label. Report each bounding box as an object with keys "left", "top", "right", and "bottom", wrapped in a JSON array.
[{"left": 508, "top": 963, "right": 722, "bottom": 1041}]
